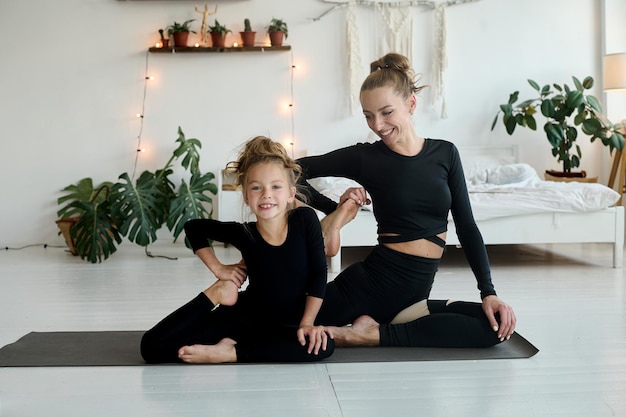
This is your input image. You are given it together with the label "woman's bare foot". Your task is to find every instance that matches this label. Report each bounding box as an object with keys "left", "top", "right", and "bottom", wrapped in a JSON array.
[
  {"left": 178, "top": 338, "right": 237, "bottom": 363},
  {"left": 327, "top": 315, "right": 380, "bottom": 347},
  {"left": 320, "top": 199, "right": 360, "bottom": 257},
  {"left": 204, "top": 280, "right": 239, "bottom": 306}
]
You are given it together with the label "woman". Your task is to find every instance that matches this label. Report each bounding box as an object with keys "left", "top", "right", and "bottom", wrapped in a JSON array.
[{"left": 298, "top": 52, "right": 516, "bottom": 348}]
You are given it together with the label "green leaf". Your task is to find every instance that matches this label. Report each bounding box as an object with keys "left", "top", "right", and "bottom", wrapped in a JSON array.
[
  {"left": 500, "top": 103, "right": 513, "bottom": 115},
  {"left": 504, "top": 114, "right": 516, "bottom": 134},
  {"left": 491, "top": 114, "right": 499, "bottom": 131},
  {"left": 566, "top": 91, "right": 584, "bottom": 109},
  {"left": 525, "top": 114, "right": 537, "bottom": 130},
  {"left": 582, "top": 76, "right": 594, "bottom": 89},
  {"left": 544, "top": 123, "right": 564, "bottom": 148},
  {"left": 528, "top": 80, "right": 540, "bottom": 91},
  {"left": 582, "top": 118, "right": 602, "bottom": 135},
  {"left": 70, "top": 200, "right": 121, "bottom": 263},
  {"left": 167, "top": 172, "right": 217, "bottom": 243},
  {"left": 572, "top": 76, "right": 583, "bottom": 91},
  {"left": 586, "top": 95, "right": 602, "bottom": 112},
  {"left": 110, "top": 172, "right": 165, "bottom": 247},
  {"left": 172, "top": 126, "right": 203, "bottom": 175},
  {"left": 507, "top": 91, "right": 519, "bottom": 105},
  {"left": 541, "top": 99, "right": 555, "bottom": 118},
  {"left": 57, "top": 178, "right": 113, "bottom": 218}
]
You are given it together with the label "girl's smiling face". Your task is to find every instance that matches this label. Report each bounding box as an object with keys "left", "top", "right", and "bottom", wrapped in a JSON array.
[{"left": 244, "top": 162, "right": 295, "bottom": 221}]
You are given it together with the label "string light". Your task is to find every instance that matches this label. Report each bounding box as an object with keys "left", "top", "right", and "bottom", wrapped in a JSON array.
[
  {"left": 132, "top": 45, "right": 298, "bottom": 168},
  {"left": 288, "top": 50, "right": 296, "bottom": 158},
  {"left": 132, "top": 50, "right": 151, "bottom": 180}
]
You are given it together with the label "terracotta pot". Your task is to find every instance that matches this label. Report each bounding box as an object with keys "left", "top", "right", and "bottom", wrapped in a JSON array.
[
  {"left": 172, "top": 32, "right": 189, "bottom": 47},
  {"left": 544, "top": 170, "right": 598, "bottom": 183},
  {"left": 56, "top": 217, "right": 80, "bottom": 255},
  {"left": 269, "top": 31, "right": 284, "bottom": 47},
  {"left": 239, "top": 31, "right": 256, "bottom": 47},
  {"left": 211, "top": 32, "right": 227, "bottom": 47}
]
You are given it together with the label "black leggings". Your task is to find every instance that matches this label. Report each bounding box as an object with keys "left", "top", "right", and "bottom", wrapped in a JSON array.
[
  {"left": 380, "top": 300, "right": 502, "bottom": 348},
  {"left": 140, "top": 293, "right": 335, "bottom": 364},
  {"left": 316, "top": 245, "right": 500, "bottom": 348},
  {"left": 316, "top": 245, "right": 439, "bottom": 326}
]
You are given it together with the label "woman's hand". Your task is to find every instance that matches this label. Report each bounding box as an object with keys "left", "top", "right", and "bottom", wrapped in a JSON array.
[
  {"left": 214, "top": 259, "right": 247, "bottom": 288},
  {"left": 482, "top": 295, "right": 516, "bottom": 341},
  {"left": 297, "top": 324, "right": 330, "bottom": 355},
  {"left": 339, "top": 187, "right": 371, "bottom": 207}
]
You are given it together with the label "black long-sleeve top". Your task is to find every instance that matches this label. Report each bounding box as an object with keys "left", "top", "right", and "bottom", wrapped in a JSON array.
[
  {"left": 184, "top": 207, "right": 328, "bottom": 323},
  {"left": 297, "top": 139, "right": 496, "bottom": 299}
]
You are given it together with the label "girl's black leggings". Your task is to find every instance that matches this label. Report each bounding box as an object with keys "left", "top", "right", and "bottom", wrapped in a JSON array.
[{"left": 140, "top": 293, "right": 335, "bottom": 364}]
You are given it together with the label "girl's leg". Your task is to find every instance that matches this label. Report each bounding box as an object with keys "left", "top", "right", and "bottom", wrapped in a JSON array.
[
  {"left": 178, "top": 338, "right": 238, "bottom": 363},
  {"left": 140, "top": 292, "right": 239, "bottom": 363},
  {"left": 235, "top": 327, "right": 335, "bottom": 363},
  {"left": 379, "top": 300, "right": 502, "bottom": 348}
]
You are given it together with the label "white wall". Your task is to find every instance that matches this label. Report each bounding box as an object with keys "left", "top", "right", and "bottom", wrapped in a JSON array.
[{"left": 0, "top": 0, "right": 614, "bottom": 246}]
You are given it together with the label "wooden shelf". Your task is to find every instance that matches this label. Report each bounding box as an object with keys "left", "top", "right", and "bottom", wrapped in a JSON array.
[{"left": 148, "top": 45, "right": 291, "bottom": 53}]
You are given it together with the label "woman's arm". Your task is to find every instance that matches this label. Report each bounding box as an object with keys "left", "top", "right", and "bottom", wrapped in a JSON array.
[{"left": 297, "top": 145, "right": 363, "bottom": 215}]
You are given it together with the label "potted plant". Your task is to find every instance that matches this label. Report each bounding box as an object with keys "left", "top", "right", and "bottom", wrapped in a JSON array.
[
  {"left": 492, "top": 75, "right": 624, "bottom": 178},
  {"left": 239, "top": 18, "right": 256, "bottom": 47},
  {"left": 267, "top": 17, "right": 288, "bottom": 47},
  {"left": 56, "top": 127, "right": 217, "bottom": 263},
  {"left": 208, "top": 19, "right": 231, "bottom": 48},
  {"left": 167, "top": 19, "right": 196, "bottom": 47}
]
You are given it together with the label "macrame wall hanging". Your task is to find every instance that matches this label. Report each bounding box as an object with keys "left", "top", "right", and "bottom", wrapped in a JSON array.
[{"left": 313, "top": 0, "right": 482, "bottom": 118}]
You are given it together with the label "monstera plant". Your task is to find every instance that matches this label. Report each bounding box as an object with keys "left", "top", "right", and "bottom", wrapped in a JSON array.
[
  {"left": 56, "top": 127, "right": 217, "bottom": 263},
  {"left": 492, "top": 75, "right": 624, "bottom": 174}
]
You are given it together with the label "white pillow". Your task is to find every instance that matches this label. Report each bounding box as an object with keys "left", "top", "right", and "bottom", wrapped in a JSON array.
[{"left": 467, "top": 163, "right": 538, "bottom": 185}]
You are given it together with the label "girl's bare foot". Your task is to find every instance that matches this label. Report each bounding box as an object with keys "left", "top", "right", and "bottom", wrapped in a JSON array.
[
  {"left": 178, "top": 338, "right": 237, "bottom": 363},
  {"left": 204, "top": 281, "right": 239, "bottom": 306},
  {"left": 321, "top": 199, "right": 359, "bottom": 257},
  {"left": 327, "top": 315, "right": 380, "bottom": 346}
]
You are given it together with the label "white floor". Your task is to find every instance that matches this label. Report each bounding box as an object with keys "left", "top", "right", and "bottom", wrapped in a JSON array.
[{"left": 1, "top": 241, "right": 625, "bottom": 417}]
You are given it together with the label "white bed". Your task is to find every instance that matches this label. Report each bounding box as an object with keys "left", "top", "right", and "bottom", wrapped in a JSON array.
[{"left": 307, "top": 146, "right": 625, "bottom": 272}]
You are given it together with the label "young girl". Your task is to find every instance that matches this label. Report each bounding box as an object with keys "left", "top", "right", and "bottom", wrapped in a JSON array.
[{"left": 140, "top": 136, "right": 334, "bottom": 364}]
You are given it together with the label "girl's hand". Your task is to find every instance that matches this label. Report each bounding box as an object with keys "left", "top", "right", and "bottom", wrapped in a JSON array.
[
  {"left": 214, "top": 259, "right": 247, "bottom": 288},
  {"left": 297, "top": 324, "right": 329, "bottom": 355},
  {"left": 339, "top": 187, "right": 371, "bottom": 207}
]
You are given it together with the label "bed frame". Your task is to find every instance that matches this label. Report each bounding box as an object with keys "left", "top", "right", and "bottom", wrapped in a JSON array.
[{"left": 326, "top": 145, "right": 625, "bottom": 272}]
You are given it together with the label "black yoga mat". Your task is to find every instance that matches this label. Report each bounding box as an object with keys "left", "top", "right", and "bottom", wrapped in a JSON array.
[{"left": 0, "top": 331, "right": 538, "bottom": 367}]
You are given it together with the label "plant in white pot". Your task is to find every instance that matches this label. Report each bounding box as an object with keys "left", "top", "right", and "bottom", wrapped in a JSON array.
[{"left": 492, "top": 75, "right": 624, "bottom": 178}]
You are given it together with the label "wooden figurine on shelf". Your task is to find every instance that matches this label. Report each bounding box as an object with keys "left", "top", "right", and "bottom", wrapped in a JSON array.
[{"left": 195, "top": 4, "right": 218, "bottom": 45}]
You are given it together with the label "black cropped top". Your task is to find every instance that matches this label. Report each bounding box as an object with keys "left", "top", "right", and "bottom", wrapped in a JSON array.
[{"left": 297, "top": 139, "right": 496, "bottom": 299}]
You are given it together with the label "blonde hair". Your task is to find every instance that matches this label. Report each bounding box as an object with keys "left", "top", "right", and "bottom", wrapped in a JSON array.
[
  {"left": 225, "top": 136, "right": 303, "bottom": 204},
  {"left": 361, "top": 52, "right": 427, "bottom": 100}
]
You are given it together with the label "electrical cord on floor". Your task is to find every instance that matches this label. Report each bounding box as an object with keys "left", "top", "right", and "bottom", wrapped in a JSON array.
[
  {"left": 2, "top": 243, "right": 66, "bottom": 251},
  {"left": 145, "top": 246, "right": 178, "bottom": 261}
]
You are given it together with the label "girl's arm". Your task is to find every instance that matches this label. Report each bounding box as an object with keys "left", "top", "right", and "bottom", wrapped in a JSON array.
[
  {"left": 195, "top": 247, "right": 247, "bottom": 288},
  {"left": 297, "top": 295, "right": 329, "bottom": 355}
]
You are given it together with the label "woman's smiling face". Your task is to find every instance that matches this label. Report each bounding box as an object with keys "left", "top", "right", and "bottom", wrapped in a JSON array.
[{"left": 360, "top": 85, "right": 415, "bottom": 147}]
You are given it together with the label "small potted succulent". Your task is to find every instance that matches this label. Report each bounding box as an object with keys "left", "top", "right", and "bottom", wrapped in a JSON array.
[
  {"left": 239, "top": 18, "right": 256, "bottom": 47},
  {"left": 167, "top": 19, "right": 196, "bottom": 47},
  {"left": 208, "top": 19, "right": 231, "bottom": 48},
  {"left": 267, "top": 17, "right": 288, "bottom": 47}
]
